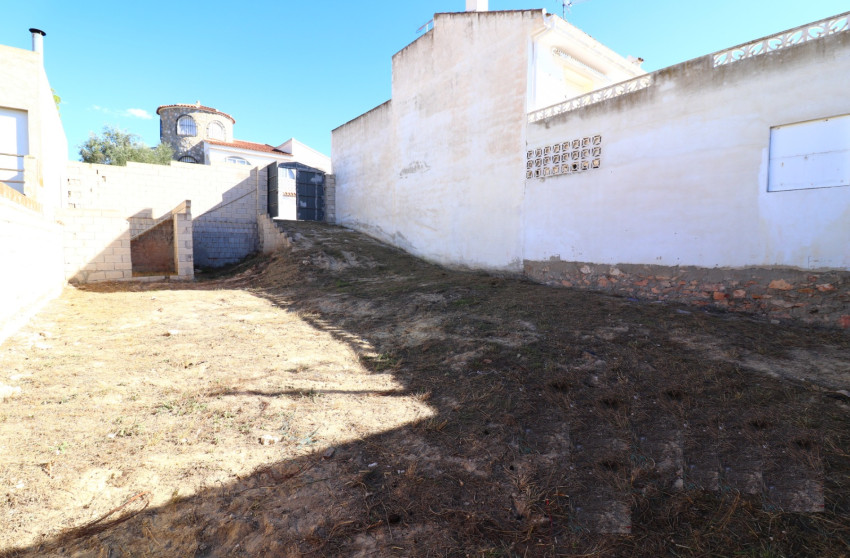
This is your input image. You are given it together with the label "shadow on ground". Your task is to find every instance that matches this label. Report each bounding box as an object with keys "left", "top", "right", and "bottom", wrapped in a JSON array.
[{"left": 3, "top": 221, "right": 849, "bottom": 557}]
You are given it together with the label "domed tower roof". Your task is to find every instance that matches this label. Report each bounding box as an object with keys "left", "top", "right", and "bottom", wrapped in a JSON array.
[{"left": 156, "top": 102, "right": 236, "bottom": 124}]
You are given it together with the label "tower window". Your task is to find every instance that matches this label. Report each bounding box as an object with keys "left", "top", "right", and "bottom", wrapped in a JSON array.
[
  {"left": 207, "top": 121, "right": 225, "bottom": 141},
  {"left": 177, "top": 115, "right": 197, "bottom": 136}
]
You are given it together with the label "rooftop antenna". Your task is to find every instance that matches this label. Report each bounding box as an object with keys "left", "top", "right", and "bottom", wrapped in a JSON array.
[{"left": 561, "top": 0, "right": 591, "bottom": 19}]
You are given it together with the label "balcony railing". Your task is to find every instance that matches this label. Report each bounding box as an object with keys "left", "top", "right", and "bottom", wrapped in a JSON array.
[
  {"left": 0, "top": 152, "right": 25, "bottom": 193},
  {"left": 528, "top": 74, "right": 654, "bottom": 123},
  {"left": 528, "top": 11, "right": 850, "bottom": 124},
  {"left": 713, "top": 11, "right": 850, "bottom": 67}
]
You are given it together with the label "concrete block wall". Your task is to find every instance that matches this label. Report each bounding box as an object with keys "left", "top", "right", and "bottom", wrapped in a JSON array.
[
  {"left": 193, "top": 221, "right": 256, "bottom": 267},
  {"left": 173, "top": 203, "right": 193, "bottom": 278},
  {"left": 324, "top": 174, "right": 336, "bottom": 223},
  {"left": 129, "top": 216, "right": 156, "bottom": 238},
  {"left": 257, "top": 212, "right": 291, "bottom": 254},
  {"left": 130, "top": 200, "right": 194, "bottom": 278},
  {"left": 58, "top": 207, "right": 132, "bottom": 283},
  {"left": 0, "top": 184, "right": 65, "bottom": 344},
  {"left": 65, "top": 161, "right": 267, "bottom": 269}
]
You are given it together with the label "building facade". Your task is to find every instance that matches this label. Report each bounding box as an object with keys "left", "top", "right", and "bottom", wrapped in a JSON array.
[
  {"left": 331, "top": 8, "right": 850, "bottom": 327},
  {"left": 157, "top": 103, "right": 235, "bottom": 164},
  {"left": 157, "top": 103, "right": 330, "bottom": 172}
]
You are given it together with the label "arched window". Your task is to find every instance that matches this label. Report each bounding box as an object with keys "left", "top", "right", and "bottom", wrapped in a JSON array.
[
  {"left": 207, "top": 121, "right": 225, "bottom": 140},
  {"left": 178, "top": 155, "right": 198, "bottom": 164},
  {"left": 225, "top": 156, "right": 251, "bottom": 166},
  {"left": 176, "top": 115, "right": 197, "bottom": 136}
]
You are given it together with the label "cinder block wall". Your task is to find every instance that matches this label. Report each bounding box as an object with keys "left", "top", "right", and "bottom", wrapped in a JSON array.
[
  {"left": 65, "top": 161, "right": 267, "bottom": 268},
  {"left": 0, "top": 185, "right": 65, "bottom": 343},
  {"left": 324, "top": 174, "right": 336, "bottom": 223},
  {"left": 58, "top": 207, "right": 132, "bottom": 283}
]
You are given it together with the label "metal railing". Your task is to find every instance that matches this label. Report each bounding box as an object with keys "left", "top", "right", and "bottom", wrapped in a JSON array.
[{"left": 0, "top": 152, "right": 25, "bottom": 188}]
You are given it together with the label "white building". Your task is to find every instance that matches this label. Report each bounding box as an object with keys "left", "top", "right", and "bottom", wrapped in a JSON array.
[{"left": 332, "top": 6, "right": 850, "bottom": 326}]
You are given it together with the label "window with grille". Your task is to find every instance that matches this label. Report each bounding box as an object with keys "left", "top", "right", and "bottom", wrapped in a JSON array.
[
  {"left": 177, "top": 115, "right": 197, "bottom": 136},
  {"left": 178, "top": 155, "right": 198, "bottom": 163},
  {"left": 207, "top": 121, "right": 225, "bottom": 141},
  {"left": 225, "top": 156, "right": 250, "bottom": 165}
]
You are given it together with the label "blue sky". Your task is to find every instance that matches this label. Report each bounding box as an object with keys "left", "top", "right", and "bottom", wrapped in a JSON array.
[{"left": 1, "top": 0, "right": 847, "bottom": 160}]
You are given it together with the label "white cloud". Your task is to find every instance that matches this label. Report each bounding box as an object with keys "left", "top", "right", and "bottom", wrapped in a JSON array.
[
  {"left": 126, "top": 108, "right": 152, "bottom": 120},
  {"left": 89, "top": 105, "right": 153, "bottom": 120}
]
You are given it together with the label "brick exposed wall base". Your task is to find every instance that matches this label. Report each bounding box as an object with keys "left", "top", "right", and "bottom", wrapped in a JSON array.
[
  {"left": 132, "top": 220, "right": 175, "bottom": 275},
  {"left": 524, "top": 259, "right": 850, "bottom": 330}
]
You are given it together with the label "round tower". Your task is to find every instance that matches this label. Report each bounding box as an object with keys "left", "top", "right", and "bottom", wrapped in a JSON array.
[{"left": 156, "top": 102, "right": 236, "bottom": 164}]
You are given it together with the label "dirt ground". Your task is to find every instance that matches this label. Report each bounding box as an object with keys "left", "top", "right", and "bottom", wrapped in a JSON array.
[{"left": 1, "top": 221, "right": 849, "bottom": 557}]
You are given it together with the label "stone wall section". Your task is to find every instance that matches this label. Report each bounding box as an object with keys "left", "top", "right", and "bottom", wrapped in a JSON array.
[
  {"left": 525, "top": 260, "right": 850, "bottom": 329},
  {"left": 158, "top": 105, "right": 235, "bottom": 164}
]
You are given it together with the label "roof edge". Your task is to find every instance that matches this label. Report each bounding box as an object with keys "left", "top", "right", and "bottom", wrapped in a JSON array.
[{"left": 156, "top": 104, "right": 236, "bottom": 124}]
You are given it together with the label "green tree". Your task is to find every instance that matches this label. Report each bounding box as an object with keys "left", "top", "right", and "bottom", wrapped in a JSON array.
[{"left": 79, "top": 126, "right": 173, "bottom": 166}]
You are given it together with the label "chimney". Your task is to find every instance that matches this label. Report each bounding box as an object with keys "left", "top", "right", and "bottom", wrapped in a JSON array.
[
  {"left": 29, "top": 28, "right": 45, "bottom": 54},
  {"left": 466, "top": 0, "right": 488, "bottom": 11}
]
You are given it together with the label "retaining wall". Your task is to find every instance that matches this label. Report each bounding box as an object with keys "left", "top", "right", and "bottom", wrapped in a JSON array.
[
  {"left": 0, "top": 184, "right": 64, "bottom": 343},
  {"left": 65, "top": 161, "right": 267, "bottom": 268},
  {"left": 526, "top": 260, "right": 849, "bottom": 328}
]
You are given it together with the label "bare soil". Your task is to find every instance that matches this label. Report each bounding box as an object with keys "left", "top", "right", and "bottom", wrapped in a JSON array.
[{"left": 1, "top": 221, "right": 849, "bottom": 557}]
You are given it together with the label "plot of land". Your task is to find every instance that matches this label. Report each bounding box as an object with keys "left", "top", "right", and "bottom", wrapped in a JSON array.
[{"left": 1, "top": 221, "right": 849, "bottom": 557}]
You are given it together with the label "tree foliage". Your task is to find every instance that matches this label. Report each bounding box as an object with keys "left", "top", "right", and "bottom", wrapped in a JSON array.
[
  {"left": 51, "top": 88, "right": 61, "bottom": 116},
  {"left": 79, "top": 126, "right": 173, "bottom": 166}
]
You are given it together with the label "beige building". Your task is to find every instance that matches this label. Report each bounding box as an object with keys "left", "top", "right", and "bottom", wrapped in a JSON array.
[
  {"left": 0, "top": 29, "right": 67, "bottom": 202},
  {"left": 0, "top": 29, "right": 69, "bottom": 341}
]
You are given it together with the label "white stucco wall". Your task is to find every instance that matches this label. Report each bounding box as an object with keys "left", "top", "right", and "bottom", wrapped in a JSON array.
[
  {"left": 0, "top": 41, "right": 69, "bottom": 344},
  {"left": 204, "top": 144, "right": 286, "bottom": 169},
  {"left": 276, "top": 139, "right": 332, "bottom": 174},
  {"left": 0, "top": 186, "right": 64, "bottom": 345},
  {"left": 333, "top": 10, "right": 544, "bottom": 271},
  {"left": 205, "top": 140, "right": 330, "bottom": 174},
  {"left": 523, "top": 31, "right": 850, "bottom": 271}
]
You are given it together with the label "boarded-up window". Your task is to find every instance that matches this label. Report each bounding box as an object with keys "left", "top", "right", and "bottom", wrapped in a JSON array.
[{"left": 768, "top": 114, "right": 850, "bottom": 192}]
